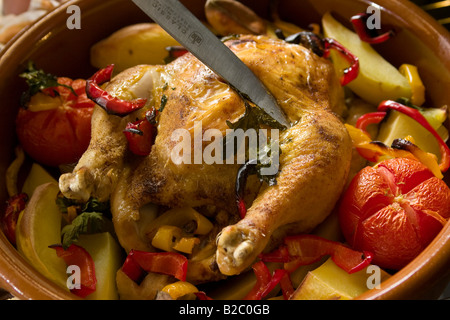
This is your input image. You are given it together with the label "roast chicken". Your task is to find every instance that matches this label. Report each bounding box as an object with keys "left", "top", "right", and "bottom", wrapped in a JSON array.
[{"left": 59, "top": 35, "right": 352, "bottom": 285}]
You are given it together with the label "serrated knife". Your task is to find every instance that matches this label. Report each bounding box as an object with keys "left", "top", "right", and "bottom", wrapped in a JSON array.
[{"left": 131, "top": 0, "right": 289, "bottom": 128}]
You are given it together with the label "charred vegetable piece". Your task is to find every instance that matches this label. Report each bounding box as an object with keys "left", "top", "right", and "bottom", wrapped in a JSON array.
[
  {"left": 86, "top": 64, "right": 147, "bottom": 116},
  {"left": 284, "top": 31, "right": 324, "bottom": 56},
  {"left": 350, "top": 13, "right": 394, "bottom": 44},
  {"left": 323, "top": 38, "right": 360, "bottom": 86},
  {"left": 123, "top": 114, "right": 157, "bottom": 156},
  {"left": 2, "top": 193, "right": 28, "bottom": 246},
  {"left": 356, "top": 100, "right": 450, "bottom": 173}
]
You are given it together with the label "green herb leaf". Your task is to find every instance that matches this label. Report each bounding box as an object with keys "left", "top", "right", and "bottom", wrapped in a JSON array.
[
  {"left": 160, "top": 94, "right": 168, "bottom": 112},
  {"left": 226, "top": 96, "right": 283, "bottom": 186},
  {"left": 226, "top": 99, "right": 285, "bottom": 131},
  {"left": 19, "top": 61, "right": 75, "bottom": 105},
  {"left": 56, "top": 194, "right": 110, "bottom": 215},
  {"left": 395, "top": 97, "right": 424, "bottom": 112},
  {"left": 61, "top": 211, "right": 105, "bottom": 249}
]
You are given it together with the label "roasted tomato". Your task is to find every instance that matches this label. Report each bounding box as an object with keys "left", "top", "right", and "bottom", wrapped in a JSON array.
[
  {"left": 16, "top": 77, "right": 95, "bottom": 166},
  {"left": 339, "top": 157, "right": 450, "bottom": 270}
]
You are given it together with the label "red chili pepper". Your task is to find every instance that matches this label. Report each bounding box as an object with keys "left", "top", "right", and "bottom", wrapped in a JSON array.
[
  {"left": 260, "top": 235, "right": 372, "bottom": 274},
  {"left": 235, "top": 160, "right": 258, "bottom": 219},
  {"left": 323, "top": 38, "right": 360, "bottom": 86},
  {"left": 122, "top": 250, "right": 188, "bottom": 283},
  {"left": 166, "top": 46, "right": 188, "bottom": 60},
  {"left": 2, "top": 193, "right": 28, "bottom": 246},
  {"left": 244, "top": 261, "right": 287, "bottom": 300},
  {"left": 121, "top": 253, "right": 144, "bottom": 283},
  {"left": 283, "top": 235, "right": 373, "bottom": 274},
  {"left": 85, "top": 64, "right": 147, "bottom": 116},
  {"left": 279, "top": 271, "right": 295, "bottom": 300},
  {"left": 123, "top": 114, "right": 157, "bottom": 156},
  {"left": 355, "top": 111, "right": 387, "bottom": 136},
  {"left": 257, "top": 244, "right": 290, "bottom": 263},
  {"left": 377, "top": 100, "right": 450, "bottom": 172},
  {"left": 350, "top": 13, "right": 395, "bottom": 44},
  {"left": 50, "top": 244, "right": 97, "bottom": 298}
]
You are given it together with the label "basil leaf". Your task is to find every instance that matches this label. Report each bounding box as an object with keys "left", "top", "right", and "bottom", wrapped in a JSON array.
[{"left": 61, "top": 211, "right": 105, "bottom": 249}]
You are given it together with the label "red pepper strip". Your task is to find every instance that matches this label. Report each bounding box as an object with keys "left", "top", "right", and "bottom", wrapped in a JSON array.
[
  {"left": 350, "top": 13, "right": 395, "bottom": 44},
  {"left": 235, "top": 159, "right": 258, "bottom": 219},
  {"left": 121, "top": 253, "right": 145, "bottom": 283},
  {"left": 122, "top": 250, "right": 188, "bottom": 282},
  {"left": 258, "top": 244, "right": 290, "bottom": 263},
  {"left": 50, "top": 244, "right": 97, "bottom": 298},
  {"left": 123, "top": 116, "right": 156, "bottom": 156},
  {"left": 85, "top": 64, "right": 147, "bottom": 116},
  {"left": 283, "top": 235, "right": 373, "bottom": 274},
  {"left": 166, "top": 46, "right": 188, "bottom": 59},
  {"left": 194, "top": 291, "right": 214, "bottom": 300},
  {"left": 355, "top": 111, "right": 387, "bottom": 137},
  {"left": 244, "top": 261, "right": 287, "bottom": 300},
  {"left": 2, "top": 193, "right": 28, "bottom": 246},
  {"left": 279, "top": 272, "right": 295, "bottom": 300},
  {"left": 378, "top": 100, "right": 450, "bottom": 172},
  {"left": 323, "top": 38, "right": 360, "bottom": 86}
]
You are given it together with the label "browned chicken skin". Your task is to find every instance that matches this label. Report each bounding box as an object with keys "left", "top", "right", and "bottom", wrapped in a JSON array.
[{"left": 59, "top": 35, "right": 352, "bottom": 282}]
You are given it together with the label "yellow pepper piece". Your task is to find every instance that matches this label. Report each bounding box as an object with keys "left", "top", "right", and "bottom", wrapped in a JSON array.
[
  {"left": 151, "top": 225, "right": 182, "bottom": 252},
  {"left": 152, "top": 225, "right": 201, "bottom": 254},
  {"left": 345, "top": 124, "right": 443, "bottom": 178},
  {"left": 399, "top": 64, "right": 425, "bottom": 106},
  {"left": 173, "top": 237, "right": 200, "bottom": 254},
  {"left": 191, "top": 210, "right": 214, "bottom": 235},
  {"left": 162, "top": 281, "right": 198, "bottom": 300},
  {"left": 147, "top": 207, "right": 214, "bottom": 238}
]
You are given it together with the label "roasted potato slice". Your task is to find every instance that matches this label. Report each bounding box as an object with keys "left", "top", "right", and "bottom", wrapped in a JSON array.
[{"left": 90, "top": 23, "right": 180, "bottom": 73}]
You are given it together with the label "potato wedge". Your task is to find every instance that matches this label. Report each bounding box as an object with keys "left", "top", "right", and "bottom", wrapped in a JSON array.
[
  {"left": 16, "top": 182, "right": 68, "bottom": 290},
  {"left": 322, "top": 12, "right": 411, "bottom": 105},
  {"left": 290, "top": 258, "right": 391, "bottom": 300},
  {"left": 90, "top": 23, "right": 180, "bottom": 73},
  {"left": 76, "top": 232, "right": 123, "bottom": 300},
  {"left": 21, "top": 163, "right": 57, "bottom": 197}
]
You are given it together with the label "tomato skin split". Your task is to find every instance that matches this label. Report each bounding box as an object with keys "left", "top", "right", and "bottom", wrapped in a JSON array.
[{"left": 339, "top": 158, "right": 450, "bottom": 270}]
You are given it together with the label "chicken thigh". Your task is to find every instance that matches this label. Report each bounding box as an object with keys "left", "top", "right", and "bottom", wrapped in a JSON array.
[{"left": 59, "top": 35, "right": 352, "bottom": 281}]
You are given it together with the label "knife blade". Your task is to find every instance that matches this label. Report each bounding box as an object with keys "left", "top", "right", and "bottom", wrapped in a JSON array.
[{"left": 131, "top": 0, "right": 289, "bottom": 128}]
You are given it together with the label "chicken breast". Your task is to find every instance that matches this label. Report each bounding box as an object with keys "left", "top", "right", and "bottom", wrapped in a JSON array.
[{"left": 59, "top": 35, "right": 352, "bottom": 281}]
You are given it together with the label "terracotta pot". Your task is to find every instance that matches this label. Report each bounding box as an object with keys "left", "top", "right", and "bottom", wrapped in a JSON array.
[{"left": 0, "top": 0, "right": 448, "bottom": 300}]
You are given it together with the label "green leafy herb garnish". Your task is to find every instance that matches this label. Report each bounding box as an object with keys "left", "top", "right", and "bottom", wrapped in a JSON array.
[
  {"left": 19, "top": 61, "right": 75, "bottom": 106},
  {"left": 61, "top": 212, "right": 105, "bottom": 250},
  {"left": 160, "top": 94, "right": 168, "bottom": 112},
  {"left": 226, "top": 95, "right": 283, "bottom": 186},
  {"left": 226, "top": 98, "right": 286, "bottom": 131},
  {"left": 56, "top": 195, "right": 112, "bottom": 249}
]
